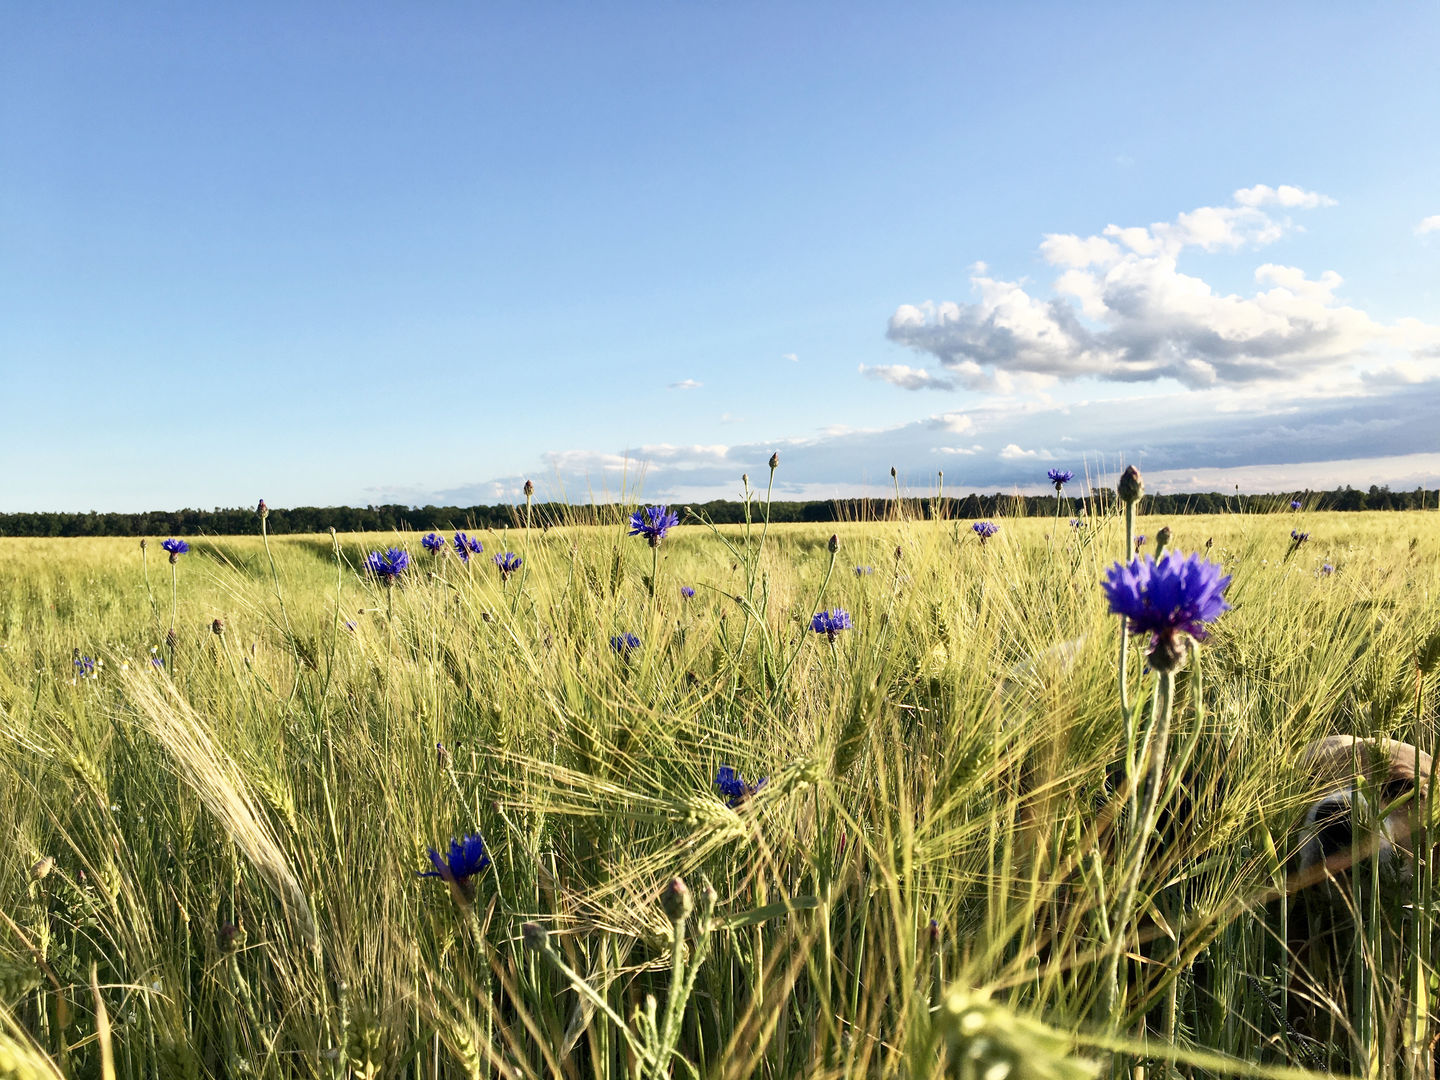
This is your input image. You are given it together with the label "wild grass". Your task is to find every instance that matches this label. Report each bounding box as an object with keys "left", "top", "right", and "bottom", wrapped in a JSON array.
[{"left": 0, "top": 502, "right": 1437, "bottom": 1078}]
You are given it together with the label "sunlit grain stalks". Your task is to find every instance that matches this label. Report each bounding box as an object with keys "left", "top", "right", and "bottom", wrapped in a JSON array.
[{"left": 119, "top": 668, "right": 317, "bottom": 950}]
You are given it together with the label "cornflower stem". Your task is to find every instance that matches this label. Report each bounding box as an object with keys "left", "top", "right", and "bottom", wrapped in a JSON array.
[
  {"left": 774, "top": 543, "right": 838, "bottom": 697},
  {"left": 650, "top": 541, "right": 659, "bottom": 600},
  {"left": 1100, "top": 666, "right": 1174, "bottom": 1035},
  {"left": 260, "top": 514, "right": 301, "bottom": 702},
  {"left": 141, "top": 543, "right": 160, "bottom": 633},
  {"left": 754, "top": 460, "right": 777, "bottom": 592},
  {"left": 168, "top": 559, "right": 178, "bottom": 670},
  {"left": 1118, "top": 499, "right": 1136, "bottom": 720}
]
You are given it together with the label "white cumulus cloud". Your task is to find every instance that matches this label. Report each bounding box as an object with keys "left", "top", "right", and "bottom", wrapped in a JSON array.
[
  {"left": 859, "top": 363, "right": 955, "bottom": 390},
  {"left": 668, "top": 379, "right": 703, "bottom": 390},
  {"left": 885, "top": 185, "right": 1440, "bottom": 391},
  {"left": 1417, "top": 215, "right": 1440, "bottom": 236}
]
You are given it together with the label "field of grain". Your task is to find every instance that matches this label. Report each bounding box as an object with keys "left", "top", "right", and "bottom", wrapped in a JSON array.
[{"left": 2, "top": 502, "right": 1437, "bottom": 1079}]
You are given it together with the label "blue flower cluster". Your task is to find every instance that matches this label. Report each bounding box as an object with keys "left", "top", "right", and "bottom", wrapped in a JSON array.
[
  {"left": 421, "top": 533, "right": 445, "bottom": 554},
  {"left": 972, "top": 521, "right": 999, "bottom": 542},
  {"left": 1103, "top": 552, "right": 1232, "bottom": 671},
  {"left": 629, "top": 505, "right": 679, "bottom": 547},
  {"left": 610, "top": 632, "right": 641, "bottom": 656},
  {"left": 366, "top": 548, "right": 410, "bottom": 583},
  {"left": 715, "top": 765, "right": 767, "bottom": 807},
  {"left": 418, "top": 834, "right": 491, "bottom": 882},
  {"left": 811, "top": 609, "right": 852, "bottom": 640}
]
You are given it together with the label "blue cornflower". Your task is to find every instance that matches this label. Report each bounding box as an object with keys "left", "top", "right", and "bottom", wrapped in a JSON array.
[
  {"left": 1290, "top": 529, "right": 1309, "bottom": 543},
  {"left": 628, "top": 505, "right": 680, "bottom": 547},
  {"left": 610, "top": 632, "right": 642, "bottom": 656},
  {"left": 1290, "top": 499, "right": 1302, "bottom": 511},
  {"left": 1134, "top": 534, "right": 1147, "bottom": 553},
  {"left": 1070, "top": 517, "right": 1083, "bottom": 529},
  {"left": 854, "top": 565, "right": 873, "bottom": 576},
  {"left": 418, "top": 833, "right": 491, "bottom": 883},
  {"left": 453, "top": 532, "right": 482, "bottom": 562},
  {"left": 1321, "top": 563, "right": 1335, "bottom": 576},
  {"left": 366, "top": 548, "right": 410, "bottom": 584},
  {"left": 680, "top": 585, "right": 696, "bottom": 599},
  {"left": 421, "top": 533, "right": 445, "bottom": 554},
  {"left": 151, "top": 655, "right": 164, "bottom": 669},
  {"left": 1102, "top": 552, "right": 1232, "bottom": 671},
  {"left": 972, "top": 521, "right": 999, "bottom": 543},
  {"left": 73, "top": 651, "right": 95, "bottom": 677},
  {"left": 811, "top": 609, "right": 852, "bottom": 641},
  {"left": 161, "top": 538, "right": 189, "bottom": 563},
  {"left": 1048, "top": 468, "right": 1075, "bottom": 492},
  {"left": 493, "top": 552, "right": 522, "bottom": 580},
  {"left": 715, "top": 765, "right": 768, "bottom": 808}
]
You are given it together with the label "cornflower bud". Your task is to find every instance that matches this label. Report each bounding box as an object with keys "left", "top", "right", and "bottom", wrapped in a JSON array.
[
  {"left": 768, "top": 452, "right": 779, "bottom": 470},
  {"left": 661, "top": 877, "right": 694, "bottom": 923},
  {"left": 1118, "top": 465, "right": 1143, "bottom": 504},
  {"left": 524, "top": 480, "right": 534, "bottom": 497},
  {"left": 211, "top": 618, "right": 225, "bottom": 635}
]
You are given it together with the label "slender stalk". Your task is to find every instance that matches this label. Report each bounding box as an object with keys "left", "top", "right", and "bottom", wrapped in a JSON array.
[{"left": 1100, "top": 667, "right": 1175, "bottom": 1029}]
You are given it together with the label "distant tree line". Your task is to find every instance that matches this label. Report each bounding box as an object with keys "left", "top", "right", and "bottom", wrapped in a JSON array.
[{"left": 0, "top": 484, "right": 1434, "bottom": 538}]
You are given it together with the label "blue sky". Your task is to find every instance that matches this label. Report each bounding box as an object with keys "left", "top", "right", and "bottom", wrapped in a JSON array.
[{"left": 3, "top": 3, "right": 1438, "bottom": 511}]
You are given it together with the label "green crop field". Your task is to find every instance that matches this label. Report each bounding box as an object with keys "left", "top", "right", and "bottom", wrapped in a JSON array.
[{"left": 1, "top": 502, "right": 1437, "bottom": 1079}]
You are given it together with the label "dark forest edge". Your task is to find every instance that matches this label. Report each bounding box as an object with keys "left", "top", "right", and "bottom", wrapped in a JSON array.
[{"left": 2, "top": 484, "right": 1435, "bottom": 538}]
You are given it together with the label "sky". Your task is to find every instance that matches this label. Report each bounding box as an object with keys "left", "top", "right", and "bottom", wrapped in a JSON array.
[{"left": 2, "top": 3, "right": 1438, "bottom": 512}]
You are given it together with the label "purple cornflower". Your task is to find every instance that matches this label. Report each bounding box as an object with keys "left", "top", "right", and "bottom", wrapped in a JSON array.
[
  {"left": 1102, "top": 552, "right": 1232, "bottom": 671},
  {"left": 854, "top": 565, "right": 873, "bottom": 576},
  {"left": 493, "top": 552, "right": 522, "bottom": 580},
  {"left": 811, "top": 609, "right": 852, "bottom": 642},
  {"left": 1290, "top": 529, "right": 1309, "bottom": 544},
  {"left": 972, "top": 521, "right": 999, "bottom": 543},
  {"left": 715, "top": 765, "right": 768, "bottom": 808},
  {"left": 1070, "top": 517, "right": 1083, "bottom": 529},
  {"left": 73, "top": 651, "right": 95, "bottom": 677},
  {"left": 1134, "top": 534, "right": 1147, "bottom": 553},
  {"left": 161, "top": 538, "right": 189, "bottom": 564},
  {"left": 453, "top": 532, "right": 482, "bottom": 562},
  {"left": 1321, "top": 563, "right": 1335, "bottom": 576},
  {"left": 610, "top": 632, "right": 641, "bottom": 656},
  {"left": 1290, "top": 499, "right": 1302, "bottom": 511},
  {"left": 418, "top": 834, "right": 490, "bottom": 883},
  {"left": 421, "top": 533, "right": 445, "bottom": 554},
  {"left": 680, "top": 586, "right": 696, "bottom": 599},
  {"left": 628, "top": 505, "right": 680, "bottom": 547},
  {"left": 1048, "top": 468, "right": 1075, "bottom": 492},
  {"left": 366, "top": 548, "right": 410, "bottom": 584}
]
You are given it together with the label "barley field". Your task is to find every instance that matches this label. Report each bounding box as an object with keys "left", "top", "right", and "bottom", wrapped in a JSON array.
[{"left": 1, "top": 499, "right": 1437, "bottom": 1079}]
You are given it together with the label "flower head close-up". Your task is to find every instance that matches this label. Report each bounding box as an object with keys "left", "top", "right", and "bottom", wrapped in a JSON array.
[
  {"left": 493, "top": 552, "right": 522, "bottom": 579},
  {"left": 1102, "top": 552, "right": 1232, "bottom": 671},
  {"left": 972, "top": 521, "right": 999, "bottom": 543},
  {"left": 811, "top": 609, "right": 852, "bottom": 641},
  {"left": 366, "top": 548, "right": 410, "bottom": 584},
  {"left": 610, "top": 632, "right": 642, "bottom": 656},
  {"left": 418, "top": 834, "right": 491, "bottom": 883},
  {"left": 161, "top": 538, "right": 190, "bottom": 563},
  {"left": 421, "top": 533, "right": 445, "bottom": 554},
  {"left": 715, "top": 765, "right": 768, "bottom": 808},
  {"left": 1048, "top": 468, "right": 1075, "bottom": 492},
  {"left": 628, "top": 505, "right": 680, "bottom": 547}
]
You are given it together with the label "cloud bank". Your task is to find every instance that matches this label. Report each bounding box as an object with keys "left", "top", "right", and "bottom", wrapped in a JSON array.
[{"left": 886, "top": 186, "right": 1440, "bottom": 391}]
